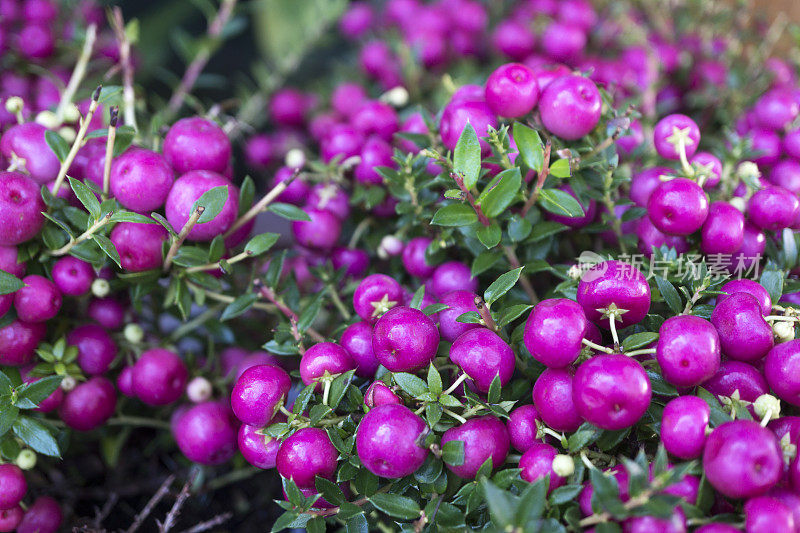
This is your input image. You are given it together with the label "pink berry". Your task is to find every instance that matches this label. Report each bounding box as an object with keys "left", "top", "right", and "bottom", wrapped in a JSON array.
[
  {"left": 163, "top": 117, "right": 231, "bottom": 175},
  {"left": 656, "top": 315, "right": 720, "bottom": 387},
  {"left": 110, "top": 149, "right": 174, "bottom": 212},
  {"left": 291, "top": 208, "right": 342, "bottom": 250},
  {"left": 437, "top": 290, "right": 481, "bottom": 342},
  {"left": 14, "top": 274, "right": 61, "bottom": 323},
  {"left": 747, "top": 186, "right": 800, "bottom": 232},
  {"left": 15, "top": 495, "right": 61, "bottom": 533},
  {"left": 429, "top": 261, "right": 477, "bottom": 297},
  {"left": 744, "top": 496, "right": 795, "bottom": 533},
  {"left": 172, "top": 401, "right": 238, "bottom": 465},
  {"left": 0, "top": 464, "right": 26, "bottom": 510},
  {"left": 68, "top": 324, "right": 117, "bottom": 376},
  {"left": 539, "top": 75, "right": 601, "bottom": 140},
  {"left": 519, "top": 441, "right": 566, "bottom": 492},
  {"left": 507, "top": 404, "right": 541, "bottom": 452},
  {"left": 0, "top": 123, "right": 59, "bottom": 184},
  {"left": 0, "top": 171, "right": 45, "bottom": 245},
  {"left": 524, "top": 298, "right": 589, "bottom": 368},
  {"left": 711, "top": 293, "right": 773, "bottom": 363},
  {"left": 647, "top": 178, "right": 709, "bottom": 236},
  {"left": 372, "top": 306, "right": 439, "bottom": 372},
  {"left": 51, "top": 256, "right": 94, "bottom": 296},
  {"left": 653, "top": 114, "right": 700, "bottom": 160},
  {"left": 231, "top": 364, "right": 291, "bottom": 426},
  {"left": 703, "top": 361, "right": 768, "bottom": 406},
  {"left": 441, "top": 415, "right": 510, "bottom": 479},
  {"left": 484, "top": 63, "right": 539, "bottom": 118},
  {"left": 630, "top": 167, "right": 673, "bottom": 207},
  {"left": 299, "top": 342, "right": 356, "bottom": 388},
  {"left": 340, "top": 321, "right": 379, "bottom": 378},
  {"left": 532, "top": 368, "right": 582, "bottom": 432},
  {"left": 450, "top": 328, "right": 515, "bottom": 393},
  {"left": 660, "top": 396, "right": 710, "bottom": 459},
  {"left": 238, "top": 423, "right": 281, "bottom": 469},
  {"left": 276, "top": 427, "right": 339, "bottom": 489},
  {"left": 353, "top": 273, "right": 404, "bottom": 323},
  {"left": 402, "top": 237, "right": 435, "bottom": 278},
  {"left": 165, "top": 170, "right": 239, "bottom": 242},
  {"left": 356, "top": 404, "right": 429, "bottom": 478},
  {"left": 132, "top": 348, "right": 188, "bottom": 406},
  {"left": 577, "top": 260, "right": 651, "bottom": 328},
  {"left": 364, "top": 381, "right": 402, "bottom": 408},
  {"left": 717, "top": 279, "right": 771, "bottom": 316},
  {"left": 0, "top": 319, "right": 45, "bottom": 366},
  {"left": 110, "top": 222, "right": 168, "bottom": 272},
  {"left": 764, "top": 340, "right": 800, "bottom": 406},
  {"left": 58, "top": 376, "right": 117, "bottom": 431}
]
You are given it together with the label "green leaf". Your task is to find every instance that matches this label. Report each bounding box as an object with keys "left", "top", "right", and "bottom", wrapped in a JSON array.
[
  {"left": 12, "top": 416, "right": 60, "bottom": 457},
  {"left": 481, "top": 479, "right": 514, "bottom": 527},
  {"left": 456, "top": 311, "right": 482, "bottom": 324},
  {"left": 481, "top": 168, "right": 521, "bottom": 218},
  {"left": 568, "top": 422, "right": 601, "bottom": 452},
  {"left": 427, "top": 364, "right": 442, "bottom": 396},
  {"left": 244, "top": 232, "right": 280, "bottom": 256},
  {"left": 589, "top": 467, "right": 625, "bottom": 516},
  {"left": 92, "top": 235, "right": 121, "bottom": 267},
  {"left": 537, "top": 188, "right": 585, "bottom": 218},
  {"left": 345, "top": 514, "right": 368, "bottom": 533},
  {"left": 453, "top": 123, "right": 481, "bottom": 190},
  {"left": 622, "top": 332, "right": 659, "bottom": 352},
  {"left": 409, "top": 285, "right": 425, "bottom": 310},
  {"left": 328, "top": 369, "right": 355, "bottom": 409},
  {"left": 529, "top": 221, "right": 568, "bottom": 242},
  {"left": 549, "top": 158, "right": 571, "bottom": 178},
  {"left": 497, "top": 304, "right": 533, "bottom": 327},
  {"left": 67, "top": 177, "right": 101, "bottom": 219},
  {"left": 315, "top": 477, "right": 345, "bottom": 507},
  {"left": 516, "top": 478, "right": 547, "bottom": 523},
  {"left": 109, "top": 211, "right": 156, "bottom": 224},
  {"left": 220, "top": 293, "right": 258, "bottom": 321},
  {"left": 239, "top": 175, "right": 256, "bottom": 216},
  {"left": 487, "top": 374, "right": 502, "bottom": 404},
  {"left": 431, "top": 204, "right": 478, "bottom": 227},
  {"left": 484, "top": 267, "right": 524, "bottom": 305},
  {"left": 0, "top": 406, "right": 19, "bottom": 438},
  {"left": 193, "top": 186, "right": 229, "bottom": 224},
  {"left": 476, "top": 222, "right": 501, "bottom": 249},
  {"left": 45, "top": 130, "right": 70, "bottom": 162},
  {"left": 760, "top": 268, "right": 784, "bottom": 305},
  {"left": 654, "top": 276, "right": 682, "bottom": 314},
  {"left": 423, "top": 303, "right": 448, "bottom": 315},
  {"left": 393, "top": 373, "right": 428, "bottom": 397},
  {"left": 0, "top": 271, "right": 23, "bottom": 295},
  {"left": 369, "top": 493, "right": 421, "bottom": 521},
  {"left": 472, "top": 250, "right": 503, "bottom": 276},
  {"left": 512, "top": 123, "right": 544, "bottom": 172},
  {"left": 297, "top": 294, "right": 323, "bottom": 332},
  {"left": 19, "top": 376, "right": 63, "bottom": 405},
  {"left": 549, "top": 484, "right": 584, "bottom": 505},
  {"left": 508, "top": 215, "right": 532, "bottom": 242},
  {"left": 267, "top": 202, "right": 311, "bottom": 221},
  {"left": 442, "top": 440, "right": 465, "bottom": 466}
]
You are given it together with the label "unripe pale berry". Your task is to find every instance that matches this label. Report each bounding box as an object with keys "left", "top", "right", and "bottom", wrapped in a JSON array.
[{"left": 15, "top": 449, "right": 36, "bottom": 470}]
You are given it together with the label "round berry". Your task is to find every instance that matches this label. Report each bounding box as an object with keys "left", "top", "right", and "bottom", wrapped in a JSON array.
[
  {"left": 747, "top": 186, "right": 800, "bottom": 231},
  {"left": 291, "top": 208, "right": 342, "bottom": 250},
  {"left": 701, "top": 202, "right": 744, "bottom": 254},
  {"left": 68, "top": 324, "right": 117, "bottom": 376},
  {"left": 307, "top": 183, "right": 350, "bottom": 220},
  {"left": 299, "top": 342, "right": 356, "bottom": 387},
  {"left": 0, "top": 464, "right": 26, "bottom": 510},
  {"left": 450, "top": 328, "right": 515, "bottom": 393},
  {"left": 691, "top": 151, "right": 723, "bottom": 188},
  {"left": 355, "top": 136, "right": 394, "bottom": 185},
  {"left": 372, "top": 306, "right": 439, "bottom": 372},
  {"left": 718, "top": 279, "right": 772, "bottom": 316},
  {"left": 661, "top": 396, "right": 710, "bottom": 459},
  {"left": 711, "top": 293, "right": 773, "bottom": 363},
  {"left": 276, "top": 427, "right": 339, "bottom": 489},
  {"left": 231, "top": 364, "right": 291, "bottom": 426},
  {"left": 110, "top": 221, "right": 167, "bottom": 272},
  {"left": 110, "top": 149, "right": 174, "bottom": 212},
  {"left": 653, "top": 114, "right": 700, "bottom": 160},
  {"left": 51, "top": 256, "right": 94, "bottom": 296},
  {"left": 768, "top": 160, "right": 800, "bottom": 194},
  {"left": 636, "top": 216, "right": 689, "bottom": 257},
  {"left": 0, "top": 171, "right": 45, "bottom": 245},
  {"left": 15, "top": 495, "right": 61, "bottom": 533},
  {"left": 524, "top": 298, "right": 589, "bottom": 368},
  {"left": 14, "top": 274, "right": 61, "bottom": 323},
  {"left": 507, "top": 404, "right": 541, "bottom": 453},
  {"left": 429, "top": 261, "right": 477, "bottom": 297},
  {"left": 577, "top": 260, "right": 651, "bottom": 328},
  {"left": 165, "top": 170, "right": 239, "bottom": 242},
  {"left": 484, "top": 63, "right": 539, "bottom": 118},
  {"left": 657, "top": 315, "right": 720, "bottom": 387},
  {"left": 356, "top": 404, "right": 429, "bottom": 478},
  {"left": 131, "top": 348, "right": 188, "bottom": 406},
  {"left": 58, "top": 376, "right": 117, "bottom": 431},
  {"left": 438, "top": 290, "right": 481, "bottom": 342},
  {"left": 440, "top": 99, "right": 498, "bottom": 154},
  {"left": 364, "top": 381, "right": 402, "bottom": 408},
  {"left": 703, "top": 360, "right": 768, "bottom": 406},
  {"left": 754, "top": 88, "right": 799, "bottom": 130},
  {"left": 539, "top": 75, "right": 601, "bottom": 140},
  {"left": 519, "top": 441, "right": 567, "bottom": 491},
  {"left": 238, "top": 423, "right": 281, "bottom": 469},
  {"left": 532, "top": 368, "right": 583, "bottom": 432},
  {"left": 331, "top": 247, "right": 370, "bottom": 279},
  {"left": 402, "top": 237, "right": 435, "bottom": 279},
  {"left": 441, "top": 416, "right": 510, "bottom": 479},
  {"left": 764, "top": 340, "right": 800, "bottom": 406},
  {"left": 0, "top": 320, "right": 45, "bottom": 366},
  {"left": 163, "top": 117, "right": 231, "bottom": 175},
  {"left": 0, "top": 123, "right": 59, "bottom": 184},
  {"left": 630, "top": 167, "right": 673, "bottom": 207},
  {"left": 172, "top": 401, "right": 237, "bottom": 465},
  {"left": 647, "top": 178, "right": 709, "bottom": 236},
  {"left": 340, "top": 321, "right": 379, "bottom": 378},
  {"left": 744, "top": 496, "right": 795, "bottom": 533},
  {"left": 353, "top": 274, "right": 404, "bottom": 323}
]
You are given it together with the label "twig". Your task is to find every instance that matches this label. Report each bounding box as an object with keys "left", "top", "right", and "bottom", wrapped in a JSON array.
[
  {"left": 158, "top": 481, "right": 191, "bottom": 533},
  {"left": 107, "top": 416, "right": 172, "bottom": 430},
  {"left": 51, "top": 85, "right": 103, "bottom": 196},
  {"left": 474, "top": 296, "right": 498, "bottom": 332},
  {"left": 163, "top": 207, "right": 205, "bottom": 271},
  {"left": 102, "top": 107, "right": 118, "bottom": 199},
  {"left": 184, "top": 250, "right": 252, "bottom": 273},
  {"left": 47, "top": 212, "right": 113, "bottom": 256},
  {"left": 521, "top": 141, "right": 551, "bottom": 216},
  {"left": 92, "top": 493, "right": 118, "bottom": 528},
  {"left": 166, "top": 0, "right": 238, "bottom": 117},
  {"left": 178, "top": 513, "right": 233, "bottom": 533},
  {"left": 502, "top": 246, "right": 538, "bottom": 304},
  {"left": 110, "top": 8, "right": 137, "bottom": 130},
  {"left": 256, "top": 282, "right": 325, "bottom": 343},
  {"left": 451, "top": 172, "right": 490, "bottom": 226},
  {"left": 224, "top": 169, "right": 298, "bottom": 238},
  {"left": 185, "top": 282, "right": 276, "bottom": 312},
  {"left": 55, "top": 24, "right": 97, "bottom": 123},
  {"left": 126, "top": 475, "right": 175, "bottom": 533}
]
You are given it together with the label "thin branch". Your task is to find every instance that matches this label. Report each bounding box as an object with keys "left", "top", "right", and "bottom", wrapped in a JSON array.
[
  {"left": 47, "top": 212, "right": 113, "bottom": 256},
  {"left": 55, "top": 24, "right": 97, "bottom": 123},
  {"left": 110, "top": 8, "right": 137, "bottom": 130},
  {"left": 50, "top": 85, "right": 103, "bottom": 196},
  {"left": 102, "top": 107, "right": 118, "bottom": 199},
  {"left": 178, "top": 513, "right": 233, "bottom": 533},
  {"left": 224, "top": 169, "right": 298, "bottom": 238},
  {"left": 157, "top": 481, "right": 191, "bottom": 533},
  {"left": 451, "top": 172, "right": 490, "bottom": 226},
  {"left": 163, "top": 207, "right": 205, "bottom": 271},
  {"left": 502, "top": 246, "right": 538, "bottom": 304},
  {"left": 474, "top": 296, "right": 498, "bottom": 332},
  {"left": 126, "top": 475, "right": 175, "bottom": 533},
  {"left": 256, "top": 282, "right": 325, "bottom": 343},
  {"left": 521, "top": 141, "right": 551, "bottom": 216}
]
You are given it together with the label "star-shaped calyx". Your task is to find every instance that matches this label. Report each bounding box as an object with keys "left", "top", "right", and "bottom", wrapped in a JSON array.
[
  {"left": 370, "top": 293, "right": 398, "bottom": 318},
  {"left": 666, "top": 125, "right": 696, "bottom": 151}
]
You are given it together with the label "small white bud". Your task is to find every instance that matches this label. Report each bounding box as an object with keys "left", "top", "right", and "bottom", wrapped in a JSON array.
[
  {"left": 61, "top": 375, "right": 77, "bottom": 392},
  {"left": 4, "top": 96, "right": 24, "bottom": 114},
  {"left": 736, "top": 161, "right": 761, "bottom": 181},
  {"left": 63, "top": 104, "right": 80, "bottom": 123},
  {"left": 567, "top": 264, "right": 583, "bottom": 280},
  {"left": 729, "top": 196, "right": 746, "bottom": 213},
  {"left": 35, "top": 110, "right": 61, "bottom": 130},
  {"left": 378, "top": 235, "right": 404, "bottom": 259},
  {"left": 381, "top": 86, "right": 409, "bottom": 107},
  {"left": 754, "top": 394, "right": 781, "bottom": 420},
  {"left": 124, "top": 323, "right": 144, "bottom": 344},
  {"left": 91, "top": 278, "right": 110, "bottom": 298},
  {"left": 58, "top": 126, "right": 77, "bottom": 144},
  {"left": 552, "top": 454, "right": 575, "bottom": 478},
  {"left": 186, "top": 376, "right": 213, "bottom": 403},
  {"left": 285, "top": 148, "right": 305, "bottom": 169},
  {"left": 773, "top": 321, "right": 795, "bottom": 343},
  {"left": 15, "top": 449, "right": 36, "bottom": 470}
]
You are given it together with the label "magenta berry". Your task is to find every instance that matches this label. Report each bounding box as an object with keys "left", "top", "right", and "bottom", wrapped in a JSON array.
[
  {"left": 269, "top": 88, "right": 311, "bottom": 127},
  {"left": 647, "top": 178, "right": 709, "bottom": 236},
  {"left": 165, "top": 170, "right": 239, "bottom": 242},
  {"left": 653, "top": 114, "right": 700, "bottom": 160},
  {"left": 321, "top": 124, "right": 364, "bottom": 163},
  {"left": 58, "top": 376, "right": 117, "bottom": 431},
  {"left": 764, "top": 340, "right": 800, "bottom": 406},
  {"left": 88, "top": 298, "right": 126, "bottom": 330},
  {"left": 291, "top": 208, "right": 342, "bottom": 250},
  {"left": 299, "top": 342, "right": 356, "bottom": 387},
  {"left": 276, "top": 427, "right": 339, "bottom": 489},
  {"left": 656, "top": 315, "right": 720, "bottom": 387},
  {"left": 307, "top": 183, "right": 350, "bottom": 221},
  {"left": 710, "top": 293, "right": 773, "bottom": 363},
  {"left": 356, "top": 404, "right": 429, "bottom": 478},
  {"left": 231, "top": 364, "right": 291, "bottom": 426},
  {"left": 364, "top": 381, "right": 402, "bottom": 408},
  {"left": 353, "top": 273, "right": 404, "bottom": 322},
  {"left": 768, "top": 160, "right": 800, "bottom": 194},
  {"left": 402, "top": 236, "right": 435, "bottom": 278},
  {"left": 630, "top": 167, "right": 673, "bottom": 207},
  {"left": 744, "top": 496, "right": 795, "bottom": 533},
  {"left": 636, "top": 216, "right": 689, "bottom": 257},
  {"left": 429, "top": 261, "right": 477, "bottom": 297},
  {"left": 694, "top": 525, "right": 741, "bottom": 533},
  {"left": 0, "top": 245, "right": 25, "bottom": 278},
  {"left": 524, "top": 298, "right": 589, "bottom": 369},
  {"left": 577, "top": 260, "right": 651, "bottom": 328},
  {"left": 450, "top": 328, "right": 515, "bottom": 393},
  {"left": 0, "top": 171, "right": 45, "bottom": 246},
  {"left": 532, "top": 368, "right": 583, "bottom": 432},
  {"left": 539, "top": 75, "right": 601, "bottom": 140},
  {"left": 0, "top": 464, "right": 26, "bottom": 510},
  {"left": 703, "top": 420, "right": 782, "bottom": 499},
  {"left": 507, "top": 404, "right": 540, "bottom": 452},
  {"left": 131, "top": 348, "right": 188, "bottom": 406},
  {"left": 520, "top": 442, "right": 567, "bottom": 494},
  {"left": 701, "top": 202, "right": 744, "bottom": 254},
  {"left": 441, "top": 416, "right": 510, "bottom": 479},
  {"left": 753, "top": 88, "right": 799, "bottom": 130},
  {"left": 110, "top": 222, "right": 167, "bottom": 272},
  {"left": 355, "top": 136, "right": 394, "bottom": 185},
  {"left": 573, "top": 353, "right": 651, "bottom": 430},
  {"left": 271, "top": 166, "right": 311, "bottom": 206},
  {"left": 703, "top": 361, "right": 768, "bottom": 406},
  {"left": 747, "top": 186, "right": 800, "bottom": 232},
  {"left": 749, "top": 128, "right": 782, "bottom": 166},
  {"left": 372, "top": 306, "right": 439, "bottom": 372},
  {"left": 491, "top": 19, "right": 536, "bottom": 61},
  {"left": 718, "top": 279, "right": 771, "bottom": 316},
  {"left": 68, "top": 324, "right": 117, "bottom": 376},
  {"left": 484, "top": 63, "right": 539, "bottom": 118},
  {"left": 14, "top": 274, "right": 61, "bottom": 323},
  {"left": 331, "top": 247, "right": 370, "bottom": 279},
  {"left": 622, "top": 510, "right": 686, "bottom": 533},
  {"left": 691, "top": 151, "right": 723, "bottom": 188},
  {"left": 351, "top": 100, "right": 398, "bottom": 142},
  {"left": 437, "top": 290, "right": 481, "bottom": 342},
  {"left": 0, "top": 123, "right": 59, "bottom": 184},
  {"left": 117, "top": 366, "right": 135, "bottom": 398},
  {"left": 172, "top": 401, "right": 237, "bottom": 465},
  {"left": 439, "top": 99, "right": 498, "bottom": 154},
  {"left": 238, "top": 423, "right": 281, "bottom": 469},
  {"left": 340, "top": 321, "right": 379, "bottom": 378},
  {"left": 661, "top": 396, "right": 710, "bottom": 459},
  {"left": 0, "top": 320, "right": 45, "bottom": 366},
  {"left": 109, "top": 149, "right": 174, "bottom": 212},
  {"left": 0, "top": 506, "right": 23, "bottom": 531},
  {"left": 163, "top": 117, "right": 231, "bottom": 175},
  {"left": 51, "top": 256, "right": 94, "bottom": 296}
]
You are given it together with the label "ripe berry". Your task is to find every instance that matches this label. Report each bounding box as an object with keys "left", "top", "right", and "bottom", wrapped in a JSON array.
[
  {"left": 439, "top": 99, "right": 498, "bottom": 154},
  {"left": 653, "top": 114, "right": 700, "bottom": 160},
  {"left": 0, "top": 171, "right": 45, "bottom": 245},
  {"left": 450, "top": 328, "right": 515, "bottom": 393},
  {"left": 165, "top": 170, "right": 239, "bottom": 242},
  {"left": 372, "top": 306, "right": 439, "bottom": 372},
  {"left": 532, "top": 368, "right": 583, "bottom": 432},
  {"left": 0, "top": 506, "right": 23, "bottom": 532},
  {"left": 269, "top": 88, "right": 311, "bottom": 127},
  {"left": 630, "top": 167, "right": 673, "bottom": 207},
  {"left": 541, "top": 21, "right": 586, "bottom": 62},
  {"left": 636, "top": 216, "right": 689, "bottom": 257},
  {"left": 0, "top": 123, "right": 59, "bottom": 184},
  {"left": 355, "top": 136, "right": 394, "bottom": 185},
  {"left": 131, "top": 348, "right": 188, "bottom": 406},
  {"left": 539, "top": 75, "right": 601, "bottom": 140},
  {"left": 441, "top": 416, "right": 510, "bottom": 479},
  {"left": 703, "top": 360, "right": 768, "bottom": 407},
  {"left": 402, "top": 236, "right": 435, "bottom": 279},
  {"left": 529, "top": 63, "right": 571, "bottom": 93},
  {"left": 291, "top": 208, "right": 342, "bottom": 250},
  {"left": 110, "top": 222, "right": 168, "bottom": 272},
  {"left": 276, "top": 427, "right": 339, "bottom": 489},
  {"left": 58, "top": 376, "right": 117, "bottom": 431},
  {"left": 353, "top": 273, "right": 403, "bottom": 322},
  {"left": 520, "top": 441, "right": 568, "bottom": 493},
  {"left": 0, "top": 463, "right": 26, "bottom": 510},
  {"left": 747, "top": 186, "right": 800, "bottom": 231},
  {"left": 768, "top": 160, "right": 800, "bottom": 194},
  {"left": 0, "top": 319, "right": 45, "bottom": 366},
  {"left": 491, "top": 20, "right": 536, "bottom": 61},
  {"left": 364, "top": 381, "right": 402, "bottom": 408},
  {"left": 691, "top": 151, "right": 723, "bottom": 188},
  {"left": 484, "top": 63, "right": 539, "bottom": 118},
  {"left": 703, "top": 420, "right": 782, "bottom": 499},
  {"left": 51, "top": 256, "right": 94, "bottom": 296},
  {"left": 750, "top": 128, "right": 782, "bottom": 166},
  {"left": 694, "top": 525, "right": 740, "bottom": 533},
  {"left": 753, "top": 88, "right": 799, "bottom": 130},
  {"left": 524, "top": 298, "right": 589, "bottom": 369},
  {"left": 438, "top": 290, "right": 481, "bottom": 342},
  {"left": 573, "top": 354, "right": 651, "bottom": 430},
  {"left": 307, "top": 183, "right": 351, "bottom": 220},
  {"left": 622, "top": 510, "right": 686, "bottom": 533},
  {"left": 657, "top": 315, "right": 720, "bottom": 387},
  {"left": 718, "top": 279, "right": 771, "bottom": 316},
  {"left": 429, "top": 261, "right": 477, "bottom": 297},
  {"left": 660, "top": 396, "right": 710, "bottom": 459},
  {"left": 351, "top": 100, "right": 398, "bottom": 142},
  {"left": 647, "top": 178, "right": 709, "bottom": 236},
  {"left": 14, "top": 274, "right": 61, "bottom": 323},
  {"left": 340, "top": 321, "right": 379, "bottom": 378},
  {"left": 507, "top": 405, "right": 540, "bottom": 453},
  {"left": 238, "top": 423, "right": 281, "bottom": 469},
  {"left": 172, "top": 401, "right": 237, "bottom": 465},
  {"left": 701, "top": 202, "right": 744, "bottom": 254},
  {"left": 354, "top": 398, "right": 433, "bottom": 480},
  {"left": 764, "top": 340, "right": 800, "bottom": 406},
  {"left": 231, "top": 364, "right": 291, "bottom": 426},
  {"left": 110, "top": 149, "right": 174, "bottom": 212},
  {"left": 331, "top": 82, "right": 368, "bottom": 117},
  {"left": 321, "top": 124, "right": 364, "bottom": 163},
  {"left": 331, "top": 247, "right": 370, "bottom": 279},
  {"left": 299, "top": 342, "right": 356, "bottom": 387},
  {"left": 163, "top": 117, "right": 231, "bottom": 175},
  {"left": 68, "top": 324, "right": 117, "bottom": 376},
  {"left": 577, "top": 260, "right": 651, "bottom": 328},
  {"left": 711, "top": 293, "right": 773, "bottom": 362}
]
